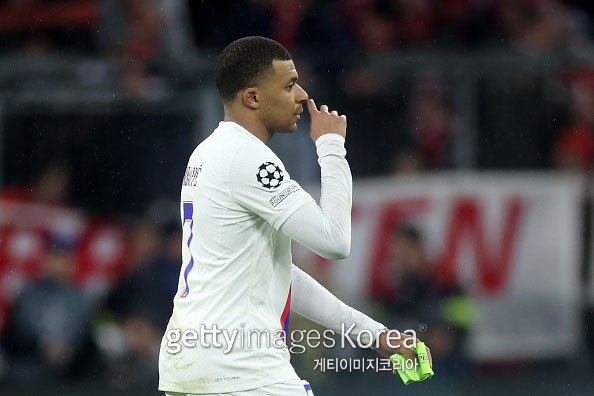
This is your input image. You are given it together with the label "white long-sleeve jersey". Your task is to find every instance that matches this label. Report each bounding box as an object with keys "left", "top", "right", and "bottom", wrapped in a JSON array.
[{"left": 158, "top": 121, "right": 384, "bottom": 394}]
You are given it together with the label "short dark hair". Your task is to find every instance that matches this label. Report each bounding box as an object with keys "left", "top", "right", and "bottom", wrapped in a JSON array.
[{"left": 215, "top": 36, "right": 292, "bottom": 103}]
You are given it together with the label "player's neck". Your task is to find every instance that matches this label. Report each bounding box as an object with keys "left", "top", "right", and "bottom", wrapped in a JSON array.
[{"left": 223, "top": 113, "right": 274, "bottom": 145}]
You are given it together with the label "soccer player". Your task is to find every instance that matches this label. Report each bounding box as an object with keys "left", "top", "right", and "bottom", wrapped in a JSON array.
[{"left": 159, "top": 36, "right": 432, "bottom": 396}]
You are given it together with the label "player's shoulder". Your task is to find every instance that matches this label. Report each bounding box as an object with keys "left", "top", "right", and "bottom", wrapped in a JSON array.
[
  {"left": 222, "top": 124, "right": 283, "bottom": 168},
  {"left": 200, "top": 121, "right": 273, "bottom": 156},
  {"left": 233, "top": 140, "right": 281, "bottom": 165},
  {"left": 193, "top": 122, "right": 285, "bottom": 184}
]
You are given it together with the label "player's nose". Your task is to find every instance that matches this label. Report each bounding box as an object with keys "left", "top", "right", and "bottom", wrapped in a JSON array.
[{"left": 295, "top": 84, "right": 308, "bottom": 104}]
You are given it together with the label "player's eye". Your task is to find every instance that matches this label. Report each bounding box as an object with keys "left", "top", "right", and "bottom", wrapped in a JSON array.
[{"left": 287, "top": 83, "right": 295, "bottom": 89}]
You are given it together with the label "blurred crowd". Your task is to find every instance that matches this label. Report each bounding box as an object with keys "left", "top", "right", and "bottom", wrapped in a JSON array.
[
  {"left": 0, "top": 164, "right": 181, "bottom": 388},
  {"left": 0, "top": 163, "right": 473, "bottom": 388},
  {"left": 1, "top": 0, "right": 594, "bottom": 175},
  {"left": 2, "top": 1, "right": 591, "bottom": 54},
  {"left": 187, "top": 0, "right": 594, "bottom": 53}
]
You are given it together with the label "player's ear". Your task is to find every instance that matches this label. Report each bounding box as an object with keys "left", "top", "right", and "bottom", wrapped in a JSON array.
[{"left": 242, "top": 87, "right": 259, "bottom": 110}]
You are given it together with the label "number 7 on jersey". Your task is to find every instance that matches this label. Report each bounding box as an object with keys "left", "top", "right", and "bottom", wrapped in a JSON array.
[{"left": 180, "top": 201, "right": 195, "bottom": 298}]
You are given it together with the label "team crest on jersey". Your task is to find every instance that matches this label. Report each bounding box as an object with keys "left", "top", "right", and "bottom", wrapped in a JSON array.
[{"left": 256, "top": 162, "right": 284, "bottom": 189}]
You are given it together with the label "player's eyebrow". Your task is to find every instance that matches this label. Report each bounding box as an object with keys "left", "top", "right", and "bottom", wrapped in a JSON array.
[{"left": 288, "top": 76, "right": 298, "bottom": 84}]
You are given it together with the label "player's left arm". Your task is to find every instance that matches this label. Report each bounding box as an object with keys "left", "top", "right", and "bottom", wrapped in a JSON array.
[{"left": 291, "top": 263, "right": 432, "bottom": 367}]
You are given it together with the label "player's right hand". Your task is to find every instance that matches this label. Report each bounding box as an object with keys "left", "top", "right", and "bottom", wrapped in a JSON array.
[{"left": 307, "top": 99, "right": 347, "bottom": 142}]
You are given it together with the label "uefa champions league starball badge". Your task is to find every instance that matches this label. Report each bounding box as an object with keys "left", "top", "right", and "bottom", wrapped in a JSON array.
[{"left": 257, "top": 162, "right": 284, "bottom": 189}]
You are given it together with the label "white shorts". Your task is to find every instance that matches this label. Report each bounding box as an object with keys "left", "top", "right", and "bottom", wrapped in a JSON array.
[{"left": 165, "top": 379, "right": 314, "bottom": 396}]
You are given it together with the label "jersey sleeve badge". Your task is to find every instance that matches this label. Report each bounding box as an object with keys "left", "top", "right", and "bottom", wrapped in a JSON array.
[{"left": 256, "top": 162, "right": 284, "bottom": 189}]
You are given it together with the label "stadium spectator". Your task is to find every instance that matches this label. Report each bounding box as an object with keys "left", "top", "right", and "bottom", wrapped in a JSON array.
[
  {"left": 106, "top": 217, "right": 178, "bottom": 329},
  {"left": 110, "top": 0, "right": 166, "bottom": 98},
  {"left": 553, "top": 68, "right": 594, "bottom": 171},
  {"left": 97, "top": 216, "right": 179, "bottom": 388},
  {"left": 345, "top": 0, "right": 436, "bottom": 52},
  {"left": 382, "top": 73, "right": 453, "bottom": 174},
  {"left": 1, "top": 235, "right": 93, "bottom": 383},
  {"left": 376, "top": 224, "right": 472, "bottom": 374},
  {"left": 407, "top": 73, "right": 453, "bottom": 169},
  {"left": 0, "top": 0, "right": 100, "bottom": 54},
  {"left": 494, "top": 0, "right": 567, "bottom": 52},
  {"left": 0, "top": 160, "right": 71, "bottom": 206}
]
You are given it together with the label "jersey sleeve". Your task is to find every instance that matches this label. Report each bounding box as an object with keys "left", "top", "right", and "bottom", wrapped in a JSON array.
[
  {"left": 291, "top": 263, "right": 386, "bottom": 345},
  {"left": 279, "top": 134, "right": 353, "bottom": 260},
  {"left": 228, "top": 141, "right": 314, "bottom": 229}
]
